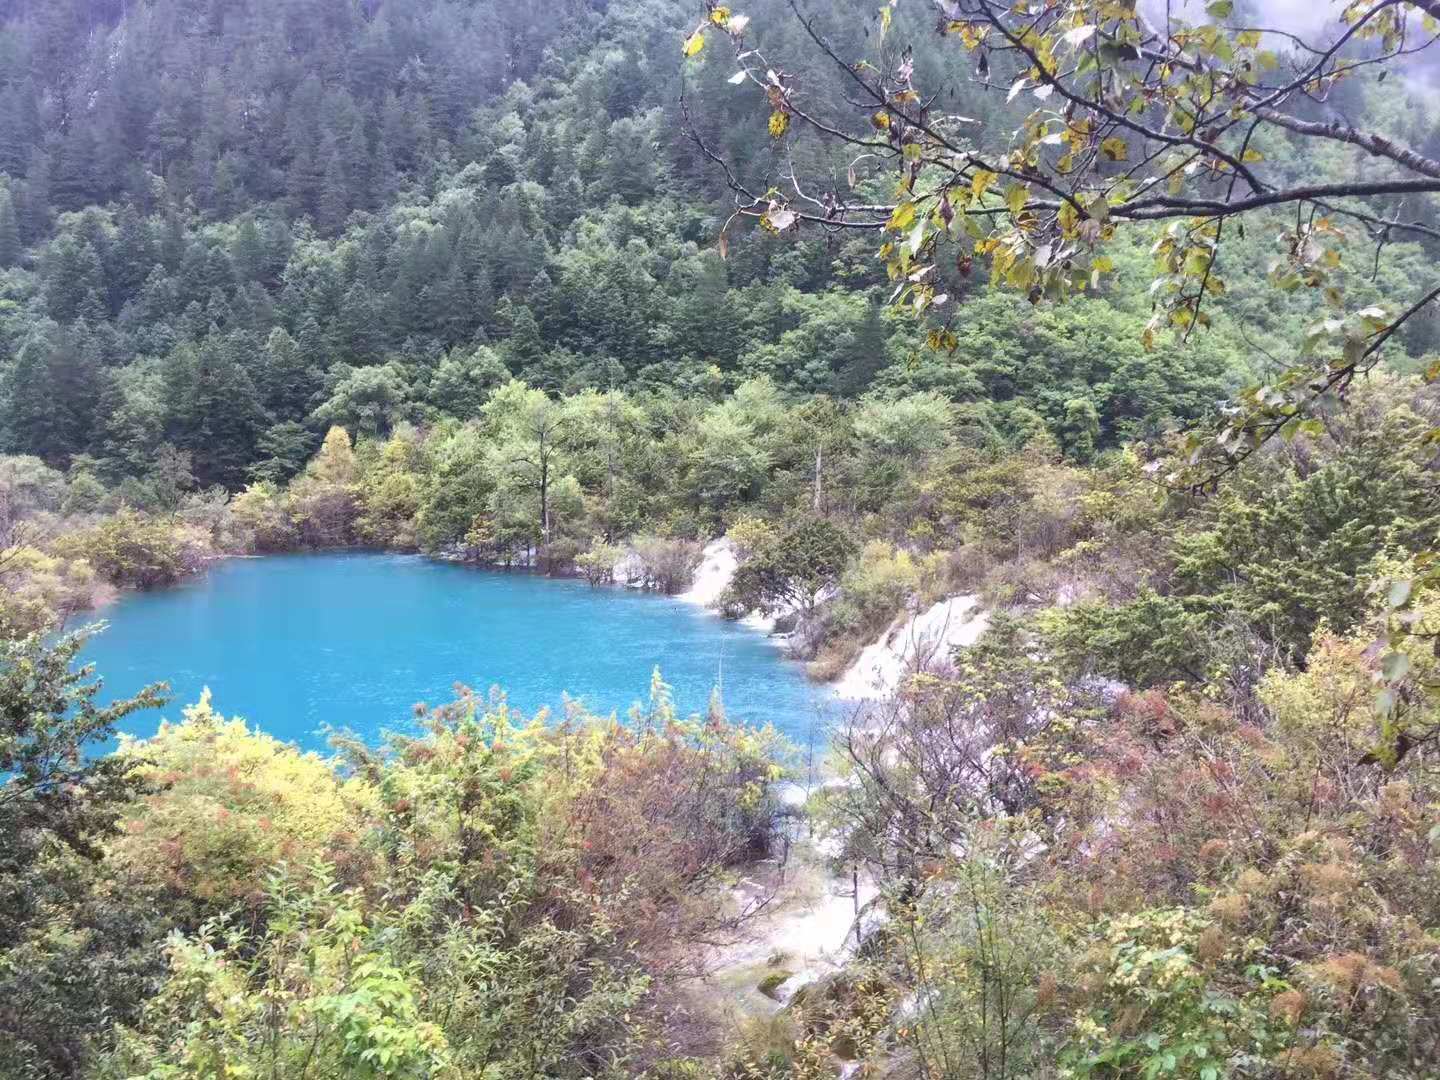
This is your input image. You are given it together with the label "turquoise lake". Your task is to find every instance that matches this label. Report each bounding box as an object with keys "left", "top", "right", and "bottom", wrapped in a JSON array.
[{"left": 76, "top": 552, "right": 835, "bottom": 751}]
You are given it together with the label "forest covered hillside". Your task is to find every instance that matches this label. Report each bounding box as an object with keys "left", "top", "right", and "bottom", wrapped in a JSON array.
[
  {"left": 4, "top": 0, "right": 1440, "bottom": 1077},
  {"left": 2, "top": 0, "right": 1437, "bottom": 488}
]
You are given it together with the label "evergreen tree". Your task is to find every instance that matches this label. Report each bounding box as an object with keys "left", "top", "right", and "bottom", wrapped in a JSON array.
[
  {"left": 19, "top": 149, "right": 51, "bottom": 244},
  {"left": 110, "top": 202, "right": 154, "bottom": 297},
  {"left": 0, "top": 83, "right": 38, "bottom": 178},
  {"left": 184, "top": 333, "right": 271, "bottom": 488},
  {"left": 0, "top": 186, "right": 19, "bottom": 268},
  {"left": 0, "top": 335, "right": 64, "bottom": 463},
  {"left": 230, "top": 218, "right": 267, "bottom": 285},
  {"left": 261, "top": 326, "right": 321, "bottom": 423},
  {"left": 317, "top": 135, "right": 349, "bottom": 235}
]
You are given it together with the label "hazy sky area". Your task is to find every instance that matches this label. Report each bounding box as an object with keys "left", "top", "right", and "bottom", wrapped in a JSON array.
[
  {"left": 1146, "top": 0, "right": 1336, "bottom": 38},
  {"left": 1145, "top": 0, "right": 1439, "bottom": 85}
]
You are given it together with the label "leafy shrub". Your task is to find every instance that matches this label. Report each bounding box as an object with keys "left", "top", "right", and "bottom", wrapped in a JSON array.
[
  {"left": 828, "top": 542, "right": 951, "bottom": 640},
  {"left": 891, "top": 849, "right": 1068, "bottom": 1080},
  {"left": 630, "top": 535, "right": 703, "bottom": 594},
  {"left": 1059, "top": 908, "right": 1291, "bottom": 1079},
  {"left": 229, "top": 481, "right": 300, "bottom": 551},
  {"left": 0, "top": 546, "right": 110, "bottom": 637},
  {"left": 56, "top": 508, "right": 195, "bottom": 588},
  {"left": 109, "top": 692, "right": 376, "bottom": 915},
  {"left": 728, "top": 515, "right": 779, "bottom": 559},
  {"left": 104, "top": 865, "right": 455, "bottom": 1080},
  {"left": 577, "top": 539, "right": 624, "bottom": 584},
  {"left": 540, "top": 535, "right": 582, "bottom": 575}
]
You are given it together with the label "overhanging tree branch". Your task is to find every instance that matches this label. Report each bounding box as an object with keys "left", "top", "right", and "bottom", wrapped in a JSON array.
[{"left": 1252, "top": 107, "right": 1440, "bottom": 181}]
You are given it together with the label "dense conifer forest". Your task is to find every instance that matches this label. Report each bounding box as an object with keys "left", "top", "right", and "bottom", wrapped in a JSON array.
[{"left": 3, "top": 0, "right": 1440, "bottom": 1076}]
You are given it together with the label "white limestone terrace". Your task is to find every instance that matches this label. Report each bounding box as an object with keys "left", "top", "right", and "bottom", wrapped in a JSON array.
[
  {"left": 676, "top": 536, "right": 991, "bottom": 698},
  {"left": 678, "top": 536, "right": 739, "bottom": 608},
  {"left": 832, "top": 595, "right": 989, "bottom": 700}
]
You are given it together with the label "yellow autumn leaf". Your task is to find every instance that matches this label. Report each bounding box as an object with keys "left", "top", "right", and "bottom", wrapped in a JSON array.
[
  {"left": 971, "top": 169, "right": 997, "bottom": 198},
  {"left": 1058, "top": 199, "right": 1079, "bottom": 236},
  {"left": 1005, "top": 184, "right": 1029, "bottom": 216},
  {"left": 682, "top": 30, "right": 705, "bottom": 57},
  {"left": 709, "top": 5, "right": 731, "bottom": 26},
  {"left": 1241, "top": 147, "right": 1264, "bottom": 162},
  {"left": 888, "top": 202, "right": 917, "bottom": 231},
  {"left": 768, "top": 110, "right": 790, "bottom": 138},
  {"left": 1101, "top": 136, "right": 1128, "bottom": 161}
]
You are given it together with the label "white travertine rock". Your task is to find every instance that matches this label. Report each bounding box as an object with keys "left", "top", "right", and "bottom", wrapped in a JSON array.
[{"left": 834, "top": 595, "right": 989, "bottom": 700}]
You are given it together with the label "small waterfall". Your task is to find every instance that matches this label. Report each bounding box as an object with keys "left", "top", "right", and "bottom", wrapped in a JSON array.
[{"left": 677, "top": 537, "right": 738, "bottom": 609}]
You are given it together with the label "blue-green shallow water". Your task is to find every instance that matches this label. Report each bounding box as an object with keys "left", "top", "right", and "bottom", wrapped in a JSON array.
[{"left": 76, "top": 552, "right": 835, "bottom": 751}]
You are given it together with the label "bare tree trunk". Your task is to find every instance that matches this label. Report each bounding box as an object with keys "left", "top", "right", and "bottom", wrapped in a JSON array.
[
  {"left": 852, "top": 862, "right": 861, "bottom": 946},
  {"left": 813, "top": 445, "right": 823, "bottom": 514},
  {"left": 539, "top": 447, "right": 550, "bottom": 550}
]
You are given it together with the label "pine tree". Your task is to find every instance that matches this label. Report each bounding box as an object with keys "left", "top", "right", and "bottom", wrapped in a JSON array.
[
  {"left": 336, "top": 284, "right": 385, "bottom": 365},
  {"left": 51, "top": 121, "right": 101, "bottom": 211},
  {"left": 317, "top": 134, "right": 349, "bottom": 234},
  {"left": 110, "top": 202, "right": 154, "bottom": 296},
  {"left": 19, "top": 149, "right": 52, "bottom": 244},
  {"left": 500, "top": 303, "right": 546, "bottom": 372},
  {"left": 231, "top": 218, "right": 267, "bottom": 284},
  {"left": 51, "top": 322, "right": 104, "bottom": 455},
  {"left": 371, "top": 135, "right": 399, "bottom": 206},
  {"left": 0, "top": 335, "right": 61, "bottom": 461},
  {"left": 0, "top": 187, "right": 20, "bottom": 269},
  {"left": 93, "top": 370, "right": 163, "bottom": 478},
  {"left": 0, "top": 84, "right": 38, "bottom": 178},
  {"left": 263, "top": 325, "right": 321, "bottom": 422},
  {"left": 41, "top": 237, "right": 105, "bottom": 322},
  {"left": 424, "top": 265, "right": 472, "bottom": 347},
  {"left": 284, "top": 77, "right": 326, "bottom": 218},
  {"left": 185, "top": 333, "right": 271, "bottom": 488}
]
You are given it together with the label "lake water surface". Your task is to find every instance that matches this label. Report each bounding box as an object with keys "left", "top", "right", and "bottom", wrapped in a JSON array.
[{"left": 78, "top": 553, "right": 835, "bottom": 751}]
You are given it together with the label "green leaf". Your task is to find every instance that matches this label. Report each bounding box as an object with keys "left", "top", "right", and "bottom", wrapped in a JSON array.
[
  {"left": 1206, "top": 0, "right": 1233, "bottom": 18},
  {"left": 1389, "top": 578, "right": 1413, "bottom": 609}
]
